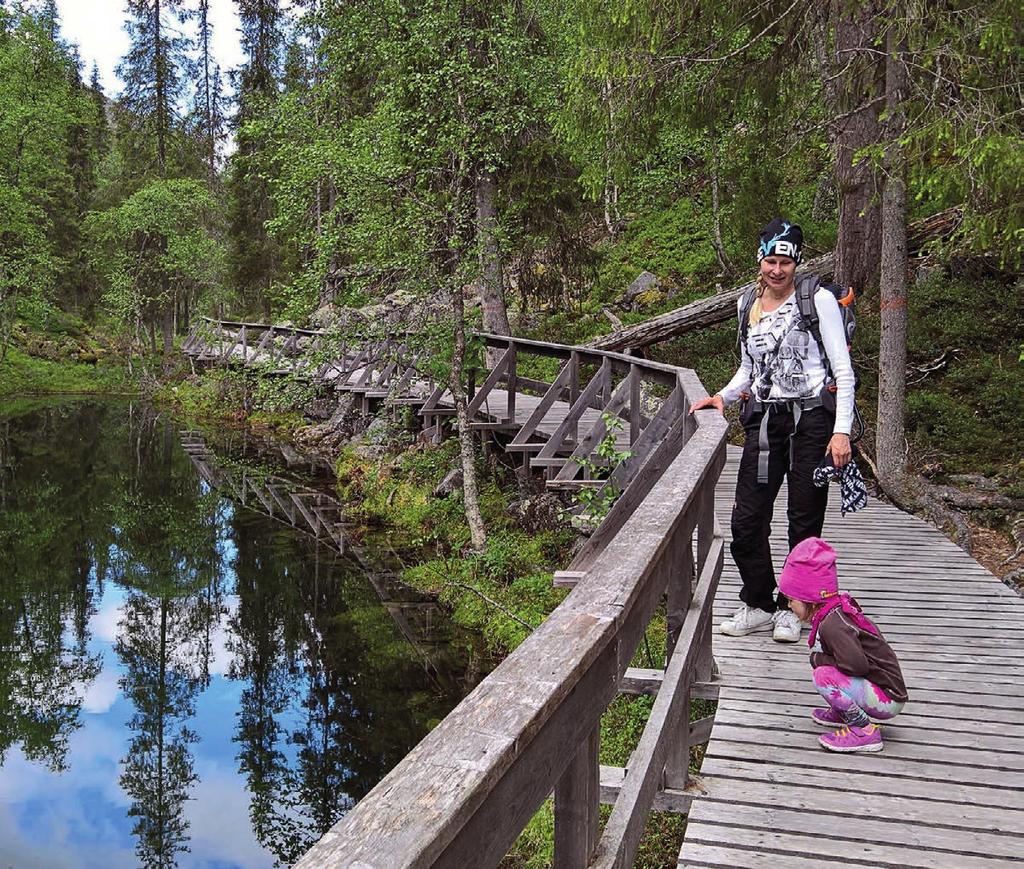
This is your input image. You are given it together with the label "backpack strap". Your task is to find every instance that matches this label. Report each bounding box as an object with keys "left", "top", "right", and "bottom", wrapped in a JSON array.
[
  {"left": 796, "top": 274, "right": 831, "bottom": 377},
  {"left": 737, "top": 285, "right": 758, "bottom": 348}
]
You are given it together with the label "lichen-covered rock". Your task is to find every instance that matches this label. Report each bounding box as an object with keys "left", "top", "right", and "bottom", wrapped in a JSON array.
[
  {"left": 432, "top": 467, "right": 464, "bottom": 498},
  {"left": 506, "top": 493, "right": 567, "bottom": 534},
  {"left": 292, "top": 394, "right": 363, "bottom": 459}
]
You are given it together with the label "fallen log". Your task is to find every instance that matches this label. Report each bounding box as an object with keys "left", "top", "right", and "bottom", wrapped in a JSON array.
[
  {"left": 590, "top": 254, "right": 834, "bottom": 351},
  {"left": 590, "top": 207, "right": 962, "bottom": 352}
]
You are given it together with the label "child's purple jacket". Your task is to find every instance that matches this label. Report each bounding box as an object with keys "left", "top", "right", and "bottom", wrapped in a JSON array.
[{"left": 811, "top": 607, "right": 909, "bottom": 702}]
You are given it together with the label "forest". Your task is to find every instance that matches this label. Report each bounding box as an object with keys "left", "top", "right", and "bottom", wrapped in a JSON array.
[
  {"left": 0, "top": 1, "right": 1022, "bottom": 865},
  {"left": 2, "top": 0, "right": 1021, "bottom": 554}
]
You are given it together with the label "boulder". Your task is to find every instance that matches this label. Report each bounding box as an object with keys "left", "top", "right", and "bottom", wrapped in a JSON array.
[
  {"left": 433, "top": 467, "right": 464, "bottom": 498},
  {"left": 616, "top": 270, "right": 660, "bottom": 311},
  {"left": 506, "top": 493, "right": 567, "bottom": 534}
]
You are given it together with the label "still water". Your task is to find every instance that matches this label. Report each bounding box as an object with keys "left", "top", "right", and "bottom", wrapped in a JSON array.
[{"left": 0, "top": 400, "right": 483, "bottom": 868}]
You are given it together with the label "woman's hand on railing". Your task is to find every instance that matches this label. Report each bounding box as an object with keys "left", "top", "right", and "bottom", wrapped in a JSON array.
[{"left": 689, "top": 394, "right": 725, "bottom": 415}]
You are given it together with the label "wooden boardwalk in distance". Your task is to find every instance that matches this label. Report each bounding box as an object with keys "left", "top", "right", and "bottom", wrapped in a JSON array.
[{"left": 679, "top": 445, "right": 1024, "bottom": 868}]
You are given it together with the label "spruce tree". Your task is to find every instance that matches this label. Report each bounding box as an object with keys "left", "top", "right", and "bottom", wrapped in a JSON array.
[
  {"left": 88, "top": 62, "right": 109, "bottom": 159},
  {"left": 227, "top": 0, "right": 284, "bottom": 317},
  {"left": 190, "top": 0, "right": 227, "bottom": 182},
  {"left": 116, "top": 0, "right": 192, "bottom": 179}
]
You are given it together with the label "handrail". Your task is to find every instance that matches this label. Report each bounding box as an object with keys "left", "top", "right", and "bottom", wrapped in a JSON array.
[
  {"left": 182, "top": 319, "right": 728, "bottom": 867},
  {"left": 295, "top": 420, "right": 726, "bottom": 867}
]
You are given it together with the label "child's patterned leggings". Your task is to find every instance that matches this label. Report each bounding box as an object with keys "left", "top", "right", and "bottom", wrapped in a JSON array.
[{"left": 813, "top": 665, "right": 904, "bottom": 728}]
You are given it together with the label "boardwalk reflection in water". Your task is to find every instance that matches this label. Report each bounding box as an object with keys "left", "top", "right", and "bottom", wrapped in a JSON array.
[{"left": 0, "top": 400, "right": 483, "bottom": 868}]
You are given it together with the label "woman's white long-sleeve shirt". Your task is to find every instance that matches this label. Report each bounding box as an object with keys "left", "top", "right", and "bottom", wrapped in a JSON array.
[{"left": 718, "top": 288, "right": 855, "bottom": 435}]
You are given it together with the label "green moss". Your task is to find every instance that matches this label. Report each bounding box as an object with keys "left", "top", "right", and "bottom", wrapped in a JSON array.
[
  {"left": 596, "top": 198, "right": 719, "bottom": 298},
  {"left": 0, "top": 344, "right": 131, "bottom": 397}
]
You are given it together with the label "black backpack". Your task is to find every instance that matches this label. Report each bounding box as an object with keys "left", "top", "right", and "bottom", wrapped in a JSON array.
[{"left": 738, "top": 274, "right": 864, "bottom": 441}]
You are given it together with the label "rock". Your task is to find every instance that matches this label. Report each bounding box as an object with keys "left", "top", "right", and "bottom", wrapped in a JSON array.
[
  {"left": 292, "top": 394, "right": 363, "bottom": 459},
  {"left": 1003, "top": 567, "right": 1024, "bottom": 596},
  {"left": 305, "top": 397, "right": 336, "bottom": 421},
  {"left": 616, "top": 271, "right": 660, "bottom": 310},
  {"left": 353, "top": 441, "right": 385, "bottom": 460},
  {"left": 433, "top": 467, "right": 464, "bottom": 498},
  {"left": 310, "top": 304, "right": 365, "bottom": 331},
  {"left": 915, "top": 259, "right": 944, "bottom": 287},
  {"left": 506, "top": 493, "right": 567, "bottom": 534},
  {"left": 364, "top": 416, "right": 391, "bottom": 445}
]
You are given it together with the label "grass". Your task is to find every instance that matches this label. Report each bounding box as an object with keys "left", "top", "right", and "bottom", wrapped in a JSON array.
[{"left": 0, "top": 344, "right": 132, "bottom": 397}]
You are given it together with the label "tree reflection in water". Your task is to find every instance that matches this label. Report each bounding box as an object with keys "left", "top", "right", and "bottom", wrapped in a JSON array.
[
  {"left": 0, "top": 404, "right": 105, "bottom": 774},
  {"left": 0, "top": 400, "right": 483, "bottom": 867},
  {"left": 108, "top": 418, "right": 227, "bottom": 867}
]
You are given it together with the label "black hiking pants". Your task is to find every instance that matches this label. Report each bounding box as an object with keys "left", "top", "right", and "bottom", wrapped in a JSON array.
[{"left": 731, "top": 404, "right": 832, "bottom": 613}]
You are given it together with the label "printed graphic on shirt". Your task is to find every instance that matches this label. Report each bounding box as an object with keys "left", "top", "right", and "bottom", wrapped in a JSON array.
[{"left": 748, "top": 301, "right": 814, "bottom": 401}]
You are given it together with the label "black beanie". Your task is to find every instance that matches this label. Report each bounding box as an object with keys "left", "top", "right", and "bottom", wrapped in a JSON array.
[{"left": 757, "top": 218, "right": 803, "bottom": 264}]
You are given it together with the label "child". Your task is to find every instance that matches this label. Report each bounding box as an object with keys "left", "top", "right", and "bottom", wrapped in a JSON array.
[{"left": 778, "top": 536, "right": 908, "bottom": 753}]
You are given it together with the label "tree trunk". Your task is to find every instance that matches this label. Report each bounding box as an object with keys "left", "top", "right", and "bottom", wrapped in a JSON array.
[
  {"left": 709, "top": 149, "right": 733, "bottom": 276},
  {"left": 448, "top": 281, "right": 487, "bottom": 551},
  {"left": 831, "top": 0, "right": 885, "bottom": 293},
  {"left": 475, "top": 168, "right": 511, "bottom": 338},
  {"left": 162, "top": 294, "right": 175, "bottom": 372},
  {"left": 154, "top": 0, "right": 166, "bottom": 175},
  {"left": 875, "top": 23, "right": 910, "bottom": 491}
]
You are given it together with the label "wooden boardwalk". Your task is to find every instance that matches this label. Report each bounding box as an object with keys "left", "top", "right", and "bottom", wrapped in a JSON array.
[{"left": 679, "top": 445, "right": 1024, "bottom": 868}]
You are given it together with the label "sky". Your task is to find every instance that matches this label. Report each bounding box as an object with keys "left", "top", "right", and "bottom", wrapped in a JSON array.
[{"left": 54, "top": 0, "right": 246, "bottom": 96}]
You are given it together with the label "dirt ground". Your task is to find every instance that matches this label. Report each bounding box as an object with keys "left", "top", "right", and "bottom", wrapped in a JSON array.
[{"left": 969, "top": 521, "right": 1023, "bottom": 594}]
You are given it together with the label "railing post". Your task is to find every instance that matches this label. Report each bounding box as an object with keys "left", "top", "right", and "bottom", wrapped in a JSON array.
[
  {"left": 629, "top": 363, "right": 641, "bottom": 444},
  {"left": 695, "top": 479, "right": 717, "bottom": 683},
  {"left": 569, "top": 350, "right": 579, "bottom": 445},
  {"left": 554, "top": 723, "right": 600, "bottom": 868},
  {"left": 506, "top": 341, "right": 517, "bottom": 424},
  {"left": 599, "top": 356, "right": 612, "bottom": 407},
  {"left": 663, "top": 518, "right": 695, "bottom": 791},
  {"left": 240, "top": 325, "right": 248, "bottom": 364}
]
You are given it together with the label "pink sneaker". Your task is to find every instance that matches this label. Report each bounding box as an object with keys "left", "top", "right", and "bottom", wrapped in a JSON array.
[
  {"left": 810, "top": 707, "right": 844, "bottom": 727},
  {"left": 819, "top": 723, "right": 883, "bottom": 753}
]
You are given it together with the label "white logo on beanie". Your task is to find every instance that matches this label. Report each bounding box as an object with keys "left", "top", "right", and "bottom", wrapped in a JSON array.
[{"left": 773, "top": 240, "right": 799, "bottom": 259}]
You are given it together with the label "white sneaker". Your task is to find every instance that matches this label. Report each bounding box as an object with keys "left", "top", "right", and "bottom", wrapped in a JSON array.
[
  {"left": 720, "top": 604, "right": 774, "bottom": 637},
  {"left": 773, "top": 609, "right": 802, "bottom": 643}
]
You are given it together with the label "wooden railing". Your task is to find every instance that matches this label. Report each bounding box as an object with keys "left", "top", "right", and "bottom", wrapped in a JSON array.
[{"left": 183, "top": 318, "right": 728, "bottom": 867}]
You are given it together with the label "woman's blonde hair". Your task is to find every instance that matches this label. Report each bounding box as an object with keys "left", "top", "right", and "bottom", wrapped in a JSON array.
[{"left": 748, "top": 273, "right": 766, "bottom": 329}]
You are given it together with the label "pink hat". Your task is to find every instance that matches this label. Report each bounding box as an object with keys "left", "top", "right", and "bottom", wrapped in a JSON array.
[{"left": 778, "top": 537, "right": 838, "bottom": 602}]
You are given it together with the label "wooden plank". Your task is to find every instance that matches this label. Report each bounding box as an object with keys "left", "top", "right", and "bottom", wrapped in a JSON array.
[
  {"left": 554, "top": 724, "right": 599, "bottom": 866},
  {"left": 567, "top": 412, "right": 698, "bottom": 572},
  {"left": 618, "top": 669, "right": 720, "bottom": 701},
  {"left": 695, "top": 756, "right": 1024, "bottom": 814},
  {"left": 598, "top": 383, "right": 684, "bottom": 498},
  {"left": 710, "top": 707, "right": 1024, "bottom": 754},
  {"left": 682, "top": 808, "right": 1021, "bottom": 868},
  {"left": 553, "top": 373, "right": 634, "bottom": 482},
  {"left": 599, "top": 766, "right": 692, "bottom": 813},
  {"left": 534, "top": 359, "right": 611, "bottom": 463},
  {"left": 679, "top": 842, "right": 870, "bottom": 868},
  {"left": 700, "top": 799, "right": 1024, "bottom": 858},
  {"left": 509, "top": 357, "right": 575, "bottom": 448},
  {"left": 704, "top": 737, "right": 1024, "bottom": 787},
  {"left": 466, "top": 345, "right": 512, "bottom": 419}
]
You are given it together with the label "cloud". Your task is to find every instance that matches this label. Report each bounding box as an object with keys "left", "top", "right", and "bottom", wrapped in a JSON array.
[
  {"left": 55, "top": 0, "right": 245, "bottom": 96},
  {"left": 80, "top": 665, "right": 122, "bottom": 714}
]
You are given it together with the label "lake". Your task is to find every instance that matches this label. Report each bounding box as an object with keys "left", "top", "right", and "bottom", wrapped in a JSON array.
[{"left": 0, "top": 400, "right": 483, "bottom": 868}]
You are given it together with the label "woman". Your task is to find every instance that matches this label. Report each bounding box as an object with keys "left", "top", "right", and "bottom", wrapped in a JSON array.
[{"left": 690, "top": 218, "right": 854, "bottom": 642}]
